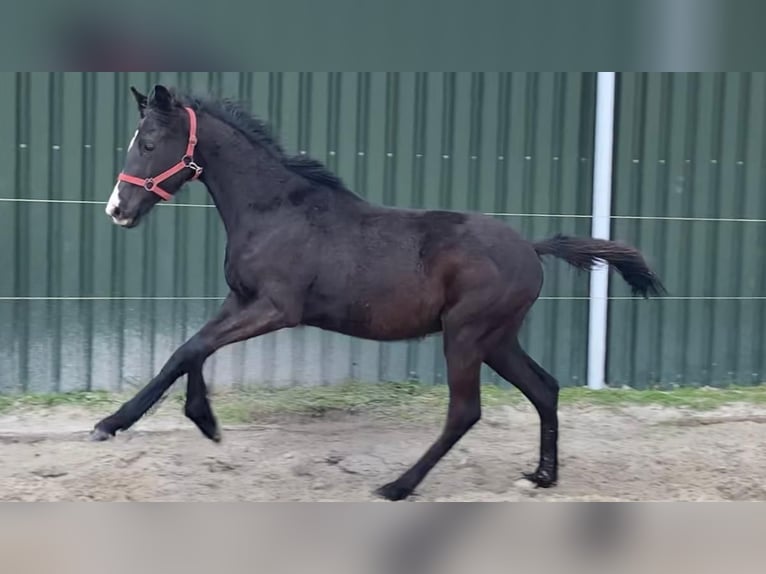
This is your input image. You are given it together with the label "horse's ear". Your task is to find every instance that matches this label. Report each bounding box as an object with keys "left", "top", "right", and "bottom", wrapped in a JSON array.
[
  {"left": 130, "top": 86, "right": 148, "bottom": 117},
  {"left": 149, "top": 84, "right": 174, "bottom": 111}
]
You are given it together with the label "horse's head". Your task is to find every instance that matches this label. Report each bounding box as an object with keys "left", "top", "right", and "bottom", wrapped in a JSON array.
[{"left": 106, "top": 85, "right": 203, "bottom": 228}]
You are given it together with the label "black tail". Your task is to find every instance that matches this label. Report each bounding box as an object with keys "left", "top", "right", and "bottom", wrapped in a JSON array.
[{"left": 533, "top": 234, "right": 666, "bottom": 298}]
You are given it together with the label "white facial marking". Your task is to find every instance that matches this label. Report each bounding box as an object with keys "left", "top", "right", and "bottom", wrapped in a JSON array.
[
  {"left": 127, "top": 129, "right": 138, "bottom": 152},
  {"left": 105, "top": 181, "right": 122, "bottom": 216},
  {"left": 105, "top": 130, "right": 139, "bottom": 226}
]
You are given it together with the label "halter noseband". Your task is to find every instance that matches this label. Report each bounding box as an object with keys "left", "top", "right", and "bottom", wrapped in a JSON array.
[{"left": 117, "top": 106, "right": 203, "bottom": 201}]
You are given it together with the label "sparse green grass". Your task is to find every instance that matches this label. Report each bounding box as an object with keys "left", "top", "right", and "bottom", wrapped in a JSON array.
[
  {"left": 559, "top": 385, "right": 766, "bottom": 411},
  {"left": 2, "top": 382, "right": 766, "bottom": 424},
  {"left": 0, "top": 390, "right": 119, "bottom": 414}
]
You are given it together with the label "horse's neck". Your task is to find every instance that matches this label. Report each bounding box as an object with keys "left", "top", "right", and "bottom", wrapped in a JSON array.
[
  {"left": 196, "top": 116, "right": 370, "bottom": 236},
  {"left": 197, "top": 129, "right": 296, "bottom": 235}
]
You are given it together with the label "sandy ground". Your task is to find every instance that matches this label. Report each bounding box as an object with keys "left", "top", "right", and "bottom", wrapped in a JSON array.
[{"left": 1, "top": 401, "right": 765, "bottom": 501}]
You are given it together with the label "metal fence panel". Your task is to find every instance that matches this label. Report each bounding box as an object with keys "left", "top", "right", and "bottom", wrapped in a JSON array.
[
  {"left": 607, "top": 73, "right": 766, "bottom": 388},
  {"left": 0, "top": 72, "right": 596, "bottom": 393}
]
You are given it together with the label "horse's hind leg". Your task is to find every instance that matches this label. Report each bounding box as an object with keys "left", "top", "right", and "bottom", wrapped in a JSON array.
[
  {"left": 375, "top": 338, "right": 482, "bottom": 501},
  {"left": 485, "top": 338, "right": 559, "bottom": 487},
  {"left": 375, "top": 304, "right": 495, "bottom": 501}
]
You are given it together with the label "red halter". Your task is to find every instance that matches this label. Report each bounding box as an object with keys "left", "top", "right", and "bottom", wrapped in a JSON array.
[{"left": 117, "top": 106, "right": 203, "bottom": 201}]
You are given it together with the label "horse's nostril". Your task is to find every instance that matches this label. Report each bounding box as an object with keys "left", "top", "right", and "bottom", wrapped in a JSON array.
[{"left": 111, "top": 206, "right": 122, "bottom": 219}]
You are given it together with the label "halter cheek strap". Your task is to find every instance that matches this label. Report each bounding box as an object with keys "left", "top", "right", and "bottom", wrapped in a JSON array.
[{"left": 117, "top": 106, "right": 203, "bottom": 201}]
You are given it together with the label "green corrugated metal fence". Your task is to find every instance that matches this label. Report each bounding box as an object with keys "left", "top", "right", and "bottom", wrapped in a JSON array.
[
  {"left": 608, "top": 73, "right": 766, "bottom": 388},
  {"left": 0, "top": 72, "right": 596, "bottom": 392},
  {"left": 3, "top": 72, "right": 757, "bottom": 393}
]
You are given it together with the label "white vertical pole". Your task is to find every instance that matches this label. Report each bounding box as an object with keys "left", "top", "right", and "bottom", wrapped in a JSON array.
[{"left": 587, "top": 72, "right": 616, "bottom": 390}]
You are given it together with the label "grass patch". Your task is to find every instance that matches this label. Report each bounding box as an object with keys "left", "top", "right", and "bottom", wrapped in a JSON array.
[
  {"left": 2, "top": 382, "right": 766, "bottom": 423},
  {"left": 0, "top": 391, "right": 118, "bottom": 415},
  {"left": 559, "top": 386, "right": 766, "bottom": 411},
  {"left": 212, "top": 382, "right": 457, "bottom": 423},
  {"left": 211, "top": 382, "right": 535, "bottom": 424},
  {"left": 211, "top": 383, "right": 766, "bottom": 423}
]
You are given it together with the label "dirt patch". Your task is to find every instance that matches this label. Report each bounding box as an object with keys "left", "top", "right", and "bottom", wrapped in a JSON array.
[{"left": 1, "top": 402, "right": 765, "bottom": 501}]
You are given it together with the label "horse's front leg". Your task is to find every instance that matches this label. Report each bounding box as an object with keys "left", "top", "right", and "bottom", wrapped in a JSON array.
[
  {"left": 183, "top": 361, "right": 220, "bottom": 442},
  {"left": 90, "top": 293, "right": 296, "bottom": 441}
]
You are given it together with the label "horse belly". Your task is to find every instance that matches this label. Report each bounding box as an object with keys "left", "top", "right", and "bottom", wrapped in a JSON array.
[
  {"left": 304, "top": 285, "right": 444, "bottom": 341},
  {"left": 356, "top": 289, "right": 444, "bottom": 340}
]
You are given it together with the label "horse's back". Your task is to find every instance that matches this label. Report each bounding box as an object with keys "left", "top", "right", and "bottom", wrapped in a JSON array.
[{"left": 357, "top": 205, "right": 543, "bottom": 299}]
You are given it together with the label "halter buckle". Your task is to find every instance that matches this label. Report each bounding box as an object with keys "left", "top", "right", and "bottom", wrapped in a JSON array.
[{"left": 183, "top": 155, "right": 203, "bottom": 178}]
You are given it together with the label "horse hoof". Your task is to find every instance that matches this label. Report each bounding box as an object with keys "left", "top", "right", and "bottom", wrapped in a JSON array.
[
  {"left": 89, "top": 428, "right": 113, "bottom": 442},
  {"left": 374, "top": 482, "right": 413, "bottom": 501},
  {"left": 522, "top": 470, "right": 557, "bottom": 488},
  {"left": 195, "top": 420, "right": 221, "bottom": 443}
]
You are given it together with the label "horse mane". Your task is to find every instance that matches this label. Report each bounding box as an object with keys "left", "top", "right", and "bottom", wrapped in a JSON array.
[{"left": 172, "top": 90, "right": 346, "bottom": 190}]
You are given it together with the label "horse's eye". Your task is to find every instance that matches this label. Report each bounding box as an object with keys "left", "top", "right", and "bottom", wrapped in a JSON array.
[{"left": 143, "top": 142, "right": 155, "bottom": 152}]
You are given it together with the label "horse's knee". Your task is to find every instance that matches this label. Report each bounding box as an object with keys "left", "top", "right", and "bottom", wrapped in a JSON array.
[
  {"left": 448, "top": 401, "right": 481, "bottom": 433},
  {"left": 184, "top": 394, "right": 205, "bottom": 418},
  {"left": 185, "top": 366, "right": 209, "bottom": 412},
  {"left": 465, "top": 407, "right": 481, "bottom": 429}
]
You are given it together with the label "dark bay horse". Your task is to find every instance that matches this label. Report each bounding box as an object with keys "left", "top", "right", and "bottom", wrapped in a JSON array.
[{"left": 93, "top": 85, "right": 664, "bottom": 501}]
